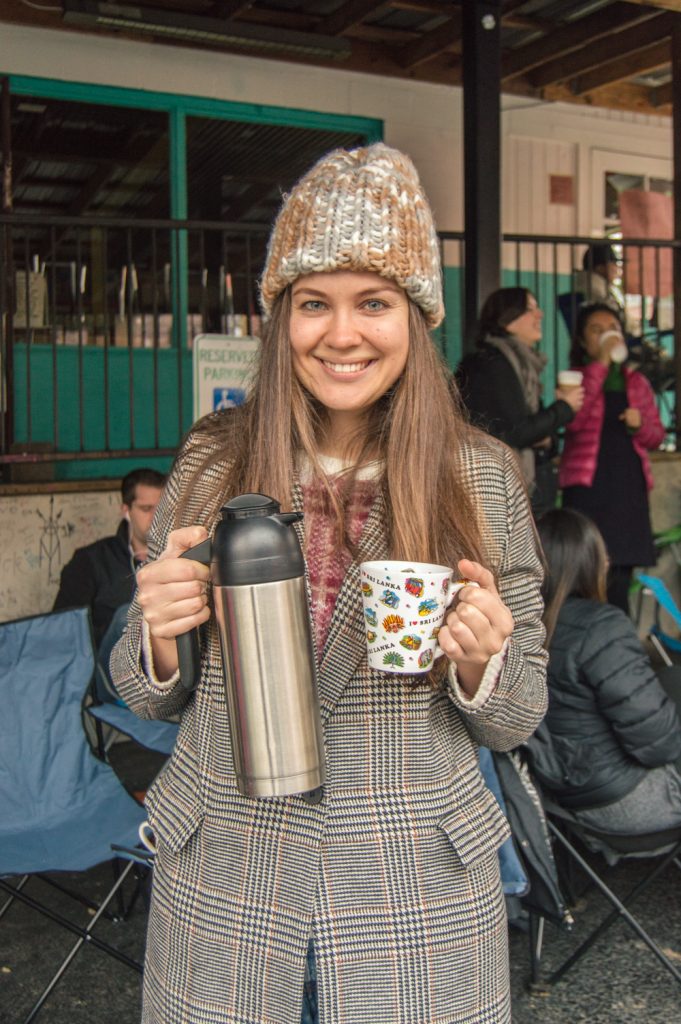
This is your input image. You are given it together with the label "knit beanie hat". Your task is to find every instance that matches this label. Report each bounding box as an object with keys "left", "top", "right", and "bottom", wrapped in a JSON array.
[{"left": 259, "top": 143, "right": 444, "bottom": 329}]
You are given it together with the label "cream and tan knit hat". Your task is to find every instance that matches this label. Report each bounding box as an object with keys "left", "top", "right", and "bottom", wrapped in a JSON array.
[{"left": 259, "top": 143, "right": 444, "bottom": 329}]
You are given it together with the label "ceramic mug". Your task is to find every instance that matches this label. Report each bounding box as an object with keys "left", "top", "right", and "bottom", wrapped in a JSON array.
[{"left": 359, "top": 560, "right": 476, "bottom": 674}]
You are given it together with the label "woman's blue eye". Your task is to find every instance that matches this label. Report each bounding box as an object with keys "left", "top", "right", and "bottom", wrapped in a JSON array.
[
  {"left": 364, "top": 299, "right": 385, "bottom": 311},
  {"left": 302, "top": 300, "right": 325, "bottom": 311}
]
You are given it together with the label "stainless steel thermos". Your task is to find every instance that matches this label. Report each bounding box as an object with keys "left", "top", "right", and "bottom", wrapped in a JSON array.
[{"left": 176, "top": 493, "right": 325, "bottom": 799}]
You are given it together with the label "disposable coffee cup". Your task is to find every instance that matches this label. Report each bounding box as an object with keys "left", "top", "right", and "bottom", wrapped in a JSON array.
[
  {"left": 599, "top": 329, "right": 628, "bottom": 364},
  {"left": 557, "top": 370, "right": 583, "bottom": 390},
  {"left": 359, "top": 560, "right": 477, "bottom": 674}
]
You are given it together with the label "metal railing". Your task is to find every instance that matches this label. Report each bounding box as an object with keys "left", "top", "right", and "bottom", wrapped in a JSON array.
[{"left": 0, "top": 216, "right": 677, "bottom": 480}]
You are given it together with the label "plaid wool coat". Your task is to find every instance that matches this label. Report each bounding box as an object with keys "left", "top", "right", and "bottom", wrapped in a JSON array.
[{"left": 112, "top": 428, "right": 548, "bottom": 1024}]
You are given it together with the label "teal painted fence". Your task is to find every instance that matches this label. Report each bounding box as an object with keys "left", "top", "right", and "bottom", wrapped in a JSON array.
[{"left": 13, "top": 345, "right": 192, "bottom": 479}]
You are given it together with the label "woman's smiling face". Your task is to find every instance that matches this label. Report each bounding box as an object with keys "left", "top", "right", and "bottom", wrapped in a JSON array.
[{"left": 289, "top": 270, "right": 410, "bottom": 447}]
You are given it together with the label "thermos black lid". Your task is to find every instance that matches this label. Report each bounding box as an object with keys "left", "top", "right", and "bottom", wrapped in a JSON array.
[
  {"left": 222, "top": 493, "right": 280, "bottom": 520},
  {"left": 213, "top": 493, "right": 305, "bottom": 586}
]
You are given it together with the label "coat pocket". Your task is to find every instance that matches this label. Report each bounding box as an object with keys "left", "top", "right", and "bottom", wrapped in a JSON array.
[
  {"left": 437, "top": 788, "right": 511, "bottom": 869},
  {"left": 145, "top": 769, "right": 205, "bottom": 854}
]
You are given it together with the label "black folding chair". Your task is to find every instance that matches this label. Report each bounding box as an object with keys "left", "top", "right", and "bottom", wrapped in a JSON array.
[
  {"left": 0, "top": 607, "right": 148, "bottom": 1023},
  {"left": 534, "top": 788, "right": 681, "bottom": 989}
]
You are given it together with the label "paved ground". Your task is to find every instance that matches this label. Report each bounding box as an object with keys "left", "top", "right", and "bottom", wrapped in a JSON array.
[{"left": 2, "top": 742, "right": 680, "bottom": 1024}]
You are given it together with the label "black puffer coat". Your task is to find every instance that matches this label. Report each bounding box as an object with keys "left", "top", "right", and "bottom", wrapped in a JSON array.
[{"left": 540, "top": 596, "right": 681, "bottom": 809}]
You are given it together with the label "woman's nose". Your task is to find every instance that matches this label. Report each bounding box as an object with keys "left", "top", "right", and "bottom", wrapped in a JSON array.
[{"left": 325, "top": 309, "right": 359, "bottom": 347}]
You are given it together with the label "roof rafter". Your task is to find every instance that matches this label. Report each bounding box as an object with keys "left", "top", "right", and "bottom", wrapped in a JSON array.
[
  {"left": 502, "top": 2, "right": 656, "bottom": 80},
  {"left": 400, "top": 14, "right": 461, "bottom": 69},
  {"left": 316, "top": 0, "right": 388, "bottom": 37},
  {"left": 570, "top": 38, "right": 671, "bottom": 95},
  {"left": 529, "top": 11, "right": 673, "bottom": 88}
]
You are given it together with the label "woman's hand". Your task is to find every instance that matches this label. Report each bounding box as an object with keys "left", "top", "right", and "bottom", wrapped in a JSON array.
[
  {"left": 136, "top": 526, "right": 211, "bottom": 680},
  {"left": 437, "top": 558, "right": 514, "bottom": 699},
  {"left": 619, "top": 407, "right": 641, "bottom": 431},
  {"left": 555, "top": 384, "right": 585, "bottom": 413}
]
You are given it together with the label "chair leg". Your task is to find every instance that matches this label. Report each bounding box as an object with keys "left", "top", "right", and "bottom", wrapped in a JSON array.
[
  {"left": 0, "top": 874, "right": 30, "bottom": 920},
  {"left": 20, "top": 859, "right": 142, "bottom": 1024},
  {"left": 527, "top": 911, "right": 545, "bottom": 989},
  {"left": 546, "top": 824, "right": 681, "bottom": 987}
]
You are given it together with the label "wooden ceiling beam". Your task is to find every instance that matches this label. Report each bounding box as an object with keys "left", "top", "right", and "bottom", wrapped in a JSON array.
[
  {"left": 652, "top": 80, "right": 673, "bottom": 106},
  {"left": 502, "top": 2, "right": 656, "bottom": 80},
  {"left": 400, "top": 14, "right": 461, "bottom": 69},
  {"left": 529, "top": 11, "right": 673, "bottom": 88},
  {"left": 210, "top": 1, "right": 254, "bottom": 19},
  {"left": 316, "top": 0, "right": 388, "bottom": 37},
  {"left": 619, "top": 0, "right": 681, "bottom": 10},
  {"left": 570, "top": 38, "right": 671, "bottom": 95},
  {"left": 545, "top": 78, "right": 671, "bottom": 116}
]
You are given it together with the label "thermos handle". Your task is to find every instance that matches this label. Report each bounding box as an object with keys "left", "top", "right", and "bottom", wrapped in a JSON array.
[{"left": 176, "top": 537, "right": 213, "bottom": 692}]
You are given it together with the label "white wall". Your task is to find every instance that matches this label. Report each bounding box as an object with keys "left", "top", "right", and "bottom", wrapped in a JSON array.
[
  {"left": 0, "top": 23, "right": 672, "bottom": 240},
  {"left": 0, "top": 489, "right": 120, "bottom": 621}
]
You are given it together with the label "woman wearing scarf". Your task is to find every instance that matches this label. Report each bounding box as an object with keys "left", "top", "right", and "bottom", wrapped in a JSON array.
[{"left": 457, "top": 287, "right": 583, "bottom": 517}]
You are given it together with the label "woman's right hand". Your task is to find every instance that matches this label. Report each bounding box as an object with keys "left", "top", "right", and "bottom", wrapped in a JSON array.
[
  {"left": 555, "top": 384, "right": 585, "bottom": 412},
  {"left": 598, "top": 332, "right": 623, "bottom": 365},
  {"left": 136, "top": 526, "right": 211, "bottom": 679}
]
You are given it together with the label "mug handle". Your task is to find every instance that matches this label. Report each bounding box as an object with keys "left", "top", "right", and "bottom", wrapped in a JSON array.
[{"left": 433, "top": 579, "right": 479, "bottom": 660}]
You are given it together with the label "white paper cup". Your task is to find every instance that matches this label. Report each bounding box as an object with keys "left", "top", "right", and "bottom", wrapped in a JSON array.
[
  {"left": 557, "top": 370, "right": 583, "bottom": 389},
  {"left": 360, "top": 560, "right": 476, "bottom": 674},
  {"left": 599, "top": 329, "right": 628, "bottom": 364}
]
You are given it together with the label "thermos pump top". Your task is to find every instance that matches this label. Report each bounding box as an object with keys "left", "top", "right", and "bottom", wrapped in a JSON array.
[{"left": 176, "top": 493, "right": 325, "bottom": 799}]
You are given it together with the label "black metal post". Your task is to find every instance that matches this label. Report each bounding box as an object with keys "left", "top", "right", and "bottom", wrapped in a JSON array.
[
  {"left": 462, "top": 0, "right": 502, "bottom": 352},
  {"left": 0, "top": 76, "right": 15, "bottom": 475},
  {"left": 672, "top": 18, "right": 681, "bottom": 449}
]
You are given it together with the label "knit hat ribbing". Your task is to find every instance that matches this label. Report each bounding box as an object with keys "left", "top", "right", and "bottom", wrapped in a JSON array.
[{"left": 259, "top": 143, "right": 444, "bottom": 329}]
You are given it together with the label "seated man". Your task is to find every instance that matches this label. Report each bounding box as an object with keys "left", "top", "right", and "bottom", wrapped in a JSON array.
[
  {"left": 53, "top": 467, "right": 166, "bottom": 648},
  {"left": 558, "top": 242, "right": 624, "bottom": 337}
]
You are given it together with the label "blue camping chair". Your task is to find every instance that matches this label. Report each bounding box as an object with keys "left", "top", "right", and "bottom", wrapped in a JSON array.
[
  {"left": 636, "top": 572, "right": 681, "bottom": 667},
  {"left": 0, "top": 607, "right": 147, "bottom": 1023},
  {"left": 86, "top": 602, "right": 179, "bottom": 759}
]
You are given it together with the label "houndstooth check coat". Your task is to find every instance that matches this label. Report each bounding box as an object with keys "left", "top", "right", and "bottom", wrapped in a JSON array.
[{"left": 112, "top": 427, "right": 548, "bottom": 1024}]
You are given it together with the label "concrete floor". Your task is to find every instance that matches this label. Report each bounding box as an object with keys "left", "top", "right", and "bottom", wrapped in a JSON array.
[{"left": 2, "top": 743, "right": 680, "bottom": 1024}]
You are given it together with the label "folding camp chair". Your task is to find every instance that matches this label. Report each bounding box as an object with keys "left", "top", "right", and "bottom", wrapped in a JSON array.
[
  {"left": 637, "top": 571, "right": 681, "bottom": 669},
  {"left": 81, "top": 601, "right": 179, "bottom": 761},
  {"left": 0, "top": 607, "right": 148, "bottom": 1023},
  {"left": 532, "top": 786, "right": 681, "bottom": 990}
]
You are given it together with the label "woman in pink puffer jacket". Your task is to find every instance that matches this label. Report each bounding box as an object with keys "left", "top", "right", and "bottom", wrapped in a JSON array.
[{"left": 559, "top": 302, "right": 665, "bottom": 613}]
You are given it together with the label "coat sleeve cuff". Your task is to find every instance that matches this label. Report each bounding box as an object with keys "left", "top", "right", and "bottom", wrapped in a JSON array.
[
  {"left": 141, "top": 617, "right": 181, "bottom": 692},
  {"left": 447, "top": 637, "right": 510, "bottom": 711}
]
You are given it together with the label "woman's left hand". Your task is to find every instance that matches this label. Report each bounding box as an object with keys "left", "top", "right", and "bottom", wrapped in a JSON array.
[
  {"left": 437, "top": 558, "right": 514, "bottom": 699},
  {"left": 619, "top": 406, "right": 641, "bottom": 431}
]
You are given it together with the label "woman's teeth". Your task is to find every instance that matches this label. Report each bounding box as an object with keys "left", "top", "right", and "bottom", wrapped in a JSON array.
[{"left": 323, "top": 361, "right": 369, "bottom": 373}]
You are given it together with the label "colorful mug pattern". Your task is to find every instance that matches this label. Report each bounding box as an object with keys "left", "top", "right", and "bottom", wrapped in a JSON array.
[{"left": 359, "top": 560, "right": 474, "bottom": 675}]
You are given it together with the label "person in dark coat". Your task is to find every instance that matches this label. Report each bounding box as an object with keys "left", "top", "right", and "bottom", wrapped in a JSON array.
[
  {"left": 53, "top": 467, "right": 166, "bottom": 646},
  {"left": 457, "top": 287, "right": 583, "bottom": 518},
  {"left": 535, "top": 507, "right": 681, "bottom": 834}
]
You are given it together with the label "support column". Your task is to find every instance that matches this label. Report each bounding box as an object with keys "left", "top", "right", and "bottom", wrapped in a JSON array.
[
  {"left": 672, "top": 18, "right": 681, "bottom": 450},
  {"left": 462, "top": 0, "right": 502, "bottom": 351}
]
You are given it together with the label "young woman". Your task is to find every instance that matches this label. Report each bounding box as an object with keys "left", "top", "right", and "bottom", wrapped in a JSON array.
[
  {"left": 112, "top": 144, "right": 548, "bottom": 1024},
  {"left": 457, "top": 287, "right": 583, "bottom": 518},
  {"left": 559, "top": 302, "right": 665, "bottom": 613},
  {"left": 535, "top": 508, "right": 681, "bottom": 833}
]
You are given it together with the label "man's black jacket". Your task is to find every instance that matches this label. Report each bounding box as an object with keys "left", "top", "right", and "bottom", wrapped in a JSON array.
[{"left": 53, "top": 520, "right": 136, "bottom": 647}]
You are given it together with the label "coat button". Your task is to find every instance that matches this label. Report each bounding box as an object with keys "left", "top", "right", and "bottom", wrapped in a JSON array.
[{"left": 302, "top": 786, "right": 324, "bottom": 805}]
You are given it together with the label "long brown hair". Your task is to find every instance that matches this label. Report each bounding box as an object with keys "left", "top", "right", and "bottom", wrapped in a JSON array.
[
  {"left": 176, "top": 285, "right": 487, "bottom": 570},
  {"left": 536, "top": 508, "right": 608, "bottom": 641}
]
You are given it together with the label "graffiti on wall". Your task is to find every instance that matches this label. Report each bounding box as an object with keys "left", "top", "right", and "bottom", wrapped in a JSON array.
[{"left": 0, "top": 490, "right": 120, "bottom": 622}]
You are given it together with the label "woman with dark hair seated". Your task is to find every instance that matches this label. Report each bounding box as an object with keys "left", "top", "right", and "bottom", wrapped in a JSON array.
[
  {"left": 535, "top": 507, "right": 681, "bottom": 834},
  {"left": 457, "top": 287, "right": 583, "bottom": 518},
  {"left": 559, "top": 302, "right": 665, "bottom": 614}
]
